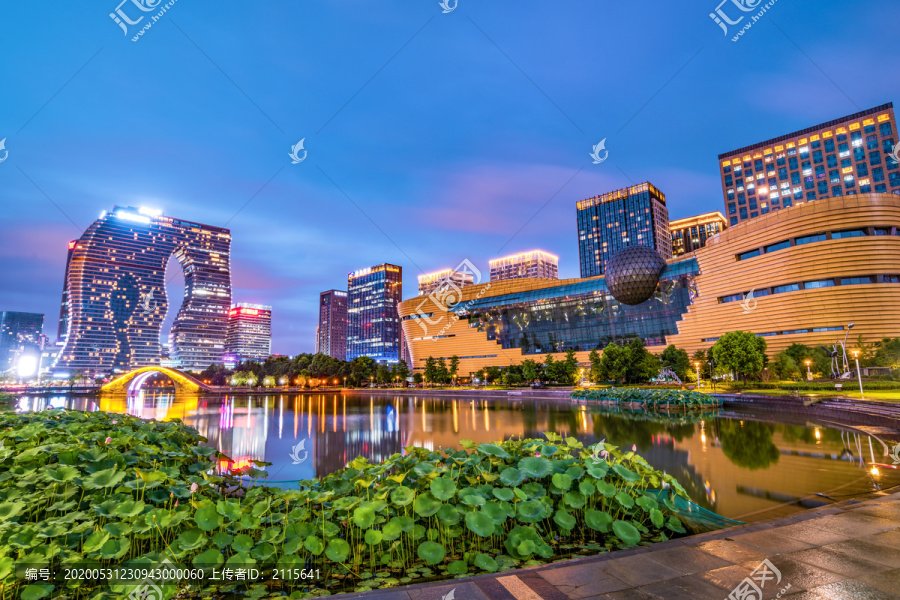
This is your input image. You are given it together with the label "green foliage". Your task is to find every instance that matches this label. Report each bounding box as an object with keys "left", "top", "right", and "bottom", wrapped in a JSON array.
[
  {"left": 710, "top": 331, "right": 768, "bottom": 381},
  {"left": 596, "top": 340, "right": 660, "bottom": 384},
  {"left": 659, "top": 345, "right": 691, "bottom": 381},
  {"left": 571, "top": 388, "right": 722, "bottom": 410},
  {"left": 717, "top": 420, "right": 779, "bottom": 470},
  {"left": 0, "top": 411, "right": 693, "bottom": 597}
]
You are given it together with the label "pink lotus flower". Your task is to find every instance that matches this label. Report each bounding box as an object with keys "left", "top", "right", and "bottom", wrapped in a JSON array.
[
  {"left": 111, "top": 420, "right": 117, "bottom": 424},
  {"left": 632, "top": 445, "right": 637, "bottom": 452},
  {"left": 190, "top": 483, "right": 198, "bottom": 494},
  {"left": 174, "top": 500, "right": 179, "bottom": 507},
  {"left": 105, "top": 437, "right": 112, "bottom": 445},
  {"left": 600, "top": 450, "right": 609, "bottom": 459},
  {"left": 535, "top": 452, "right": 541, "bottom": 457}
]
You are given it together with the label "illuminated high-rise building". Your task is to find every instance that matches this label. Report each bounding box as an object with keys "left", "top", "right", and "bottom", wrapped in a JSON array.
[
  {"left": 489, "top": 251, "right": 558, "bottom": 281},
  {"left": 718, "top": 103, "right": 899, "bottom": 227},
  {"left": 347, "top": 264, "right": 402, "bottom": 363},
  {"left": 670, "top": 211, "right": 728, "bottom": 256},
  {"left": 0, "top": 311, "right": 44, "bottom": 372},
  {"left": 226, "top": 303, "right": 272, "bottom": 363},
  {"left": 418, "top": 268, "right": 476, "bottom": 296},
  {"left": 577, "top": 182, "right": 672, "bottom": 277},
  {"left": 317, "top": 290, "right": 348, "bottom": 360},
  {"left": 56, "top": 241, "right": 76, "bottom": 345},
  {"left": 54, "top": 206, "right": 232, "bottom": 372}
]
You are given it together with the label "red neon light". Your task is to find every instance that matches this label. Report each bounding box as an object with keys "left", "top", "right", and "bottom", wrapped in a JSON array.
[{"left": 68, "top": 241, "right": 76, "bottom": 250}]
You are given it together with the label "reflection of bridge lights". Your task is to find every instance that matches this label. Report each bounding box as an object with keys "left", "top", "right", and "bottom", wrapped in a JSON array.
[
  {"left": 871, "top": 466, "right": 880, "bottom": 476},
  {"left": 814, "top": 428, "right": 821, "bottom": 441}
]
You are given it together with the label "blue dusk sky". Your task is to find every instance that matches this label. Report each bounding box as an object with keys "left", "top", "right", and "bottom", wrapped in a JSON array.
[{"left": 1, "top": 0, "right": 898, "bottom": 354}]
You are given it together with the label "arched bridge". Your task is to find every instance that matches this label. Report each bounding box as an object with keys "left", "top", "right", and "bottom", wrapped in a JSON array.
[{"left": 101, "top": 366, "right": 212, "bottom": 394}]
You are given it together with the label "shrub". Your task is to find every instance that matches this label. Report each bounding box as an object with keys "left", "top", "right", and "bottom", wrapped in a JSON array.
[
  {"left": 570, "top": 388, "right": 723, "bottom": 409},
  {"left": 0, "top": 411, "right": 692, "bottom": 598}
]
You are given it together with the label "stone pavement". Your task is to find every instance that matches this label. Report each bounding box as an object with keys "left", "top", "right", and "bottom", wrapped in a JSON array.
[{"left": 335, "top": 491, "right": 900, "bottom": 600}]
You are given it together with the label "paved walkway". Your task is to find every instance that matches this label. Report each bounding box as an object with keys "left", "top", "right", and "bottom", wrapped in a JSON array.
[{"left": 336, "top": 491, "right": 900, "bottom": 600}]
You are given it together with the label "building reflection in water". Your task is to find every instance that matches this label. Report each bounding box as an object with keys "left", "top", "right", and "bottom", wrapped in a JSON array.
[{"left": 11, "top": 393, "right": 900, "bottom": 521}]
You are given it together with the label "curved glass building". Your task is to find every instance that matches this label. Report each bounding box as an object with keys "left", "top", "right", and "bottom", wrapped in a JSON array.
[{"left": 54, "top": 207, "right": 232, "bottom": 373}]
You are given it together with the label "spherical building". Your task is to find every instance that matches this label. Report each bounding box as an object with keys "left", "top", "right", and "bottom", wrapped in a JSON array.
[{"left": 605, "top": 245, "right": 666, "bottom": 305}]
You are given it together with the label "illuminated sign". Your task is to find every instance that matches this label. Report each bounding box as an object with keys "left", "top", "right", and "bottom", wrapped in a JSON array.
[
  {"left": 849, "top": 123, "right": 860, "bottom": 131},
  {"left": 878, "top": 114, "right": 890, "bottom": 123},
  {"left": 115, "top": 210, "right": 151, "bottom": 225},
  {"left": 68, "top": 241, "right": 76, "bottom": 250}
]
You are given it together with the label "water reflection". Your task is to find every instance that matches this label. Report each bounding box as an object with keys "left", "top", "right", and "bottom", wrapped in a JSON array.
[{"left": 13, "top": 393, "right": 899, "bottom": 522}]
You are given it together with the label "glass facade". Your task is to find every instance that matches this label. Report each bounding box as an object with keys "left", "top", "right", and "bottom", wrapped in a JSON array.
[
  {"left": 226, "top": 303, "right": 272, "bottom": 363},
  {"left": 489, "top": 251, "right": 559, "bottom": 281},
  {"left": 460, "top": 259, "right": 698, "bottom": 353},
  {"left": 720, "top": 103, "right": 899, "bottom": 226},
  {"left": 54, "top": 207, "right": 232, "bottom": 373},
  {"left": 317, "top": 290, "right": 348, "bottom": 360},
  {"left": 347, "top": 264, "right": 402, "bottom": 363},
  {"left": 0, "top": 312, "right": 44, "bottom": 372},
  {"left": 577, "top": 182, "right": 673, "bottom": 277}
]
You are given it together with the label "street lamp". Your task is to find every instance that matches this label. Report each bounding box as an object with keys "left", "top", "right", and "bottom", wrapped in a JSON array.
[
  {"left": 852, "top": 350, "right": 864, "bottom": 397},
  {"left": 395, "top": 375, "right": 399, "bottom": 388},
  {"left": 370, "top": 375, "right": 374, "bottom": 388},
  {"left": 343, "top": 376, "right": 347, "bottom": 388},
  {"left": 694, "top": 362, "right": 701, "bottom": 389},
  {"left": 579, "top": 368, "right": 585, "bottom": 387},
  {"left": 805, "top": 360, "right": 812, "bottom": 381}
]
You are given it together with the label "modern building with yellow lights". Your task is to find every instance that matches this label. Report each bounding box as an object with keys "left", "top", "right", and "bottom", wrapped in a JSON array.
[
  {"left": 400, "top": 193, "right": 900, "bottom": 375},
  {"left": 670, "top": 211, "right": 728, "bottom": 256},
  {"left": 719, "top": 103, "right": 899, "bottom": 227},
  {"left": 418, "top": 268, "right": 475, "bottom": 296},
  {"left": 489, "top": 250, "right": 559, "bottom": 281}
]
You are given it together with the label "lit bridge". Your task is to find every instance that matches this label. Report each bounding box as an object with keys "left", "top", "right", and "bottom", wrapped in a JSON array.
[{"left": 101, "top": 366, "right": 213, "bottom": 394}]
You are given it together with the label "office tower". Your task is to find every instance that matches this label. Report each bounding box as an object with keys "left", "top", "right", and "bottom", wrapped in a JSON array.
[
  {"left": 489, "top": 251, "right": 559, "bottom": 282},
  {"left": 54, "top": 206, "right": 232, "bottom": 373},
  {"left": 577, "top": 182, "right": 672, "bottom": 277},
  {"left": 0, "top": 311, "right": 44, "bottom": 372},
  {"left": 317, "top": 290, "right": 348, "bottom": 360},
  {"left": 670, "top": 211, "right": 728, "bottom": 256},
  {"left": 56, "top": 241, "right": 76, "bottom": 345},
  {"left": 347, "top": 264, "right": 402, "bottom": 363},
  {"left": 226, "top": 303, "right": 272, "bottom": 363},
  {"left": 418, "top": 268, "right": 476, "bottom": 296},
  {"left": 718, "top": 103, "right": 899, "bottom": 227}
]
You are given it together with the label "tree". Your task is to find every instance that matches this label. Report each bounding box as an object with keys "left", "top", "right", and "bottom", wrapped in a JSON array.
[
  {"left": 485, "top": 366, "right": 501, "bottom": 384},
  {"left": 563, "top": 348, "right": 579, "bottom": 384},
  {"left": 660, "top": 345, "right": 691, "bottom": 381},
  {"left": 598, "top": 343, "right": 629, "bottom": 384},
  {"left": 772, "top": 351, "right": 801, "bottom": 380},
  {"left": 588, "top": 349, "right": 602, "bottom": 383},
  {"left": 413, "top": 372, "right": 424, "bottom": 385},
  {"left": 436, "top": 358, "right": 450, "bottom": 385},
  {"left": 375, "top": 363, "right": 391, "bottom": 385},
  {"left": 262, "top": 376, "right": 276, "bottom": 388},
  {"left": 521, "top": 359, "right": 539, "bottom": 384},
  {"left": 424, "top": 357, "right": 437, "bottom": 387},
  {"left": 624, "top": 338, "right": 659, "bottom": 384},
  {"left": 449, "top": 355, "right": 460, "bottom": 385},
  {"left": 392, "top": 359, "right": 410, "bottom": 382},
  {"left": 544, "top": 353, "right": 556, "bottom": 382},
  {"left": 710, "top": 331, "right": 768, "bottom": 381}
]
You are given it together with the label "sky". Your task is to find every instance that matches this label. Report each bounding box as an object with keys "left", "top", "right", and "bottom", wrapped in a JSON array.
[{"left": 1, "top": 0, "right": 899, "bottom": 355}]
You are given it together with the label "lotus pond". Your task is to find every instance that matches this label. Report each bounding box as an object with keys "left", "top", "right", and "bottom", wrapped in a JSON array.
[{"left": 5, "top": 392, "right": 898, "bottom": 598}]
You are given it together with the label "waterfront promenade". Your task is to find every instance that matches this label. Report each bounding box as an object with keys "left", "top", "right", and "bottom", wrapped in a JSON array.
[{"left": 336, "top": 491, "right": 900, "bottom": 600}]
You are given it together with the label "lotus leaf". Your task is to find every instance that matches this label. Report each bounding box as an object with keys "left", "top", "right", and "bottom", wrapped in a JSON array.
[
  {"left": 325, "top": 538, "right": 351, "bottom": 562},
  {"left": 465, "top": 510, "right": 495, "bottom": 537},
  {"left": 474, "top": 553, "right": 498, "bottom": 572},
  {"left": 413, "top": 492, "right": 442, "bottom": 517},
  {"left": 416, "top": 540, "right": 446, "bottom": 565},
  {"left": 553, "top": 508, "right": 576, "bottom": 531},
  {"left": 614, "top": 491, "right": 635, "bottom": 509},
  {"left": 499, "top": 467, "right": 524, "bottom": 487},
  {"left": 612, "top": 519, "right": 641, "bottom": 546},
  {"left": 551, "top": 473, "right": 573, "bottom": 491},
  {"left": 353, "top": 506, "right": 377, "bottom": 529},
  {"left": 391, "top": 486, "right": 416, "bottom": 507},
  {"left": 477, "top": 443, "right": 510, "bottom": 459},
  {"left": 518, "top": 456, "right": 552, "bottom": 479},
  {"left": 430, "top": 476, "right": 457, "bottom": 501},
  {"left": 584, "top": 509, "right": 613, "bottom": 532}
]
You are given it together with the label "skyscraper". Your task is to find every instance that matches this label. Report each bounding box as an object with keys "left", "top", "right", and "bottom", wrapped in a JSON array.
[
  {"left": 226, "top": 304, "right": 272, "bottom": 363},
  {"left": 670, "top": 211, "right": 728, "bottom": 256},
  {"left": 0, "top": 312, "right": 44, "bottom": 372},
  {"left": 56, "top": 241, "right": 76, "bottom": 345},
  {"left": 718, "top": 103, "right": 899, "bottom": 227},
  {"left": 577, "top": 182, "right": 672, "bottom": 277},
  {"left": 54, "top": 206, "right": 232, "bottom": 373},
  {"left": 317, "top": 290, "right": 348, "bottom": 360},
  {"left": 489, "top": 251, "right": 559, "bottom": 282},
  {"left": 347, "top": 264, "right": 402, "bottom": 363},
  {"left": 418, "top": 268, "right": 476, "bottom": 296}
]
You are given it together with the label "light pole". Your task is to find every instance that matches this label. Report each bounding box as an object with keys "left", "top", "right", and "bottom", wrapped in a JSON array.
[
  {"left": 343, "top": 376, "right": 347, "bottom": 388},
  {"left": 694, "top": 362, "right": 701, "bottom": 389},
  {"left": 805, "top": 360, "right": 812, "bottom": 381},
  {"left": 579, "top": 368, "right": 585, "bottom": 387},
  {"left": 852, "top": 350, "right": 864, "bottom": 397}
]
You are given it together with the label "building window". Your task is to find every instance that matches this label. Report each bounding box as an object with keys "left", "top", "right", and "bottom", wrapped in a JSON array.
[
  {"left": 857, "top": 162, "right": 869, "bottom": 177},
  {"left": 773, "top": 283, "right": 801, "bottom": 294},
  {"left": 881, "top": 122, "right": 893, "bottom": 137},
  {"left": 795, "top": 233, "right": 826, "bottom": 246},
  {"left": 874, "top": 167, "right": 885, "bottom": 182},
  {"left": 730, "top": 216, "right": 738, "bottom": 226},
  {"left": 827, "top": 154, "right": 837, "bottom": 168},
  {"left": 867, "top": 134, "right": 879, "bottom": 150},
  {"left": 737, "top": 249, "right": 761, "bottom": 260},
  {"left": 728, "top": 203, "right": 736, "bottom": 215},
  {"left": 804, "top": 279, "right": 835, "bottom": 289},
  {"left": 765, "top": 240, "right": 791, "bottom": 253},
  {"left": 832, "top": 229, "right": 866, "bottom": 239},
  {"left": 841, "top": 276, "right": 874, "bottom": 285}
]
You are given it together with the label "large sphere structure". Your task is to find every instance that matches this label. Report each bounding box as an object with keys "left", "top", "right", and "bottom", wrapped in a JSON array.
[{"left": 605, "top": 245, "right": 666, "bottom": 305}]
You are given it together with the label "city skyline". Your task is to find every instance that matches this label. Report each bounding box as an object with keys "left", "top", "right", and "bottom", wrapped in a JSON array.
[{"left": 2, "top": 1, "right": 899, "bottom": 354}]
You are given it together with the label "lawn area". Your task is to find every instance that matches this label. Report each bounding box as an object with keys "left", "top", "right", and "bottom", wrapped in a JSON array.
[{"left": 712, "top": 387, "right": 900, "bottom": 403}]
